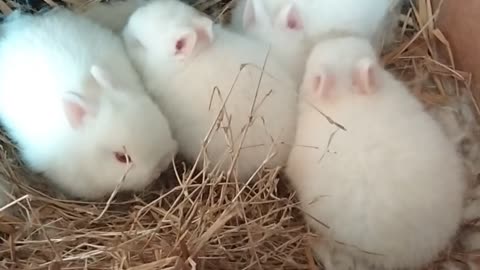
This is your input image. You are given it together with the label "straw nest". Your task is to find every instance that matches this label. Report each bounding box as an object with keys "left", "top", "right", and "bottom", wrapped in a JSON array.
[{"left": 0, "top": 0, "right": 480, "bottom": 269}]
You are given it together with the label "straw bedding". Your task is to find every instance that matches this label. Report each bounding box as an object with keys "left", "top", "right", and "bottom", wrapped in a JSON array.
[{"left": 0, "top": 0, "right": 479, "bottom": 269}]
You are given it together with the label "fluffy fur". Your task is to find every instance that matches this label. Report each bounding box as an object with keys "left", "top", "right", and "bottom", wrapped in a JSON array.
[
  {"left": 230, "top": 0, "right": 403, "bottom": 76},
  {"left": 229, "top": 0, "right": 310, "bottom": 85},
  {"left": 300, "top": 0, "right": 402, "bottom": 49},
  {"left": 285, "top": 36, "right": 466, "bottom": 270},
  {"left": 123, "top": 0, "right": 298, "bottom": 181},
  {"left": 0, "top": 9, "right": 178, "bottom": 200},
  {"left": 80, "top": 0, "right": 147, "bottom": 32}
]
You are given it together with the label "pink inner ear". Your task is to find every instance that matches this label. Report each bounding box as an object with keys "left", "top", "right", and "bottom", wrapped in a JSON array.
[
  {"left": 63, "top": 99, "right": 87, "bottom": 129},
  {"left": 174, "top": 31, "right": 197, "bottom": 58},
  {"left": 312, "top": 72, "right": 335, "bottom": 99},
  {"left": 175, "top": 38, "right": 186, "bottom": 54},
  {"left": 353, "top": 63, "right": 377, "bottom": 95},
  {"left": 195, "top": 27, "right": 211, "bottom": 43},
  {"left": 285, "top": 5, "right": 303, "bottom": 30},
  {"left": 192, "top": 16, "right": 214, "bottom": 44}
]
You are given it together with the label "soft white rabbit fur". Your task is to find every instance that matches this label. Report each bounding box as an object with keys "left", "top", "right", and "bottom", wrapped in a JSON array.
[
  {"left": 301, "top": 0, "right": 403, "bottom": 46},
  {"left": 230, "top": 0, "right": 310, "bottom": 85},
  {"left": 80, "top": 0, "right": 147, "bottom": 32},
  {"left": 123, "top": 0, "right": 298, "bottom": 181},
  {"left": 230, "top": 0, "right": 404, "bottom": 83},
  {"left": 285, "top": 36, "right": 466, "bottom": 270},
  {"left": 0, "top": 9, "right": 178, "bottom": 200},
  {"left": 232, "top": 0, "right": 403, "bottom": 44}
]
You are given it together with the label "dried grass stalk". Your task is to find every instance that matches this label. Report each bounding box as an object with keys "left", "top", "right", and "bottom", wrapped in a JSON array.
[{"left": 0, "top": 0, "right": 480, "bottom": 269}]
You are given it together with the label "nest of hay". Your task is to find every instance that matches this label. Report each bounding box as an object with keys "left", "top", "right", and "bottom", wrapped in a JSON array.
[{"left": 0, "top": 0, "right": 480, "bottom": 269}]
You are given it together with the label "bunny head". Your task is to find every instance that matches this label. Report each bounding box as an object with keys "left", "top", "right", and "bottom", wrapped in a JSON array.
[
  {"left": 122, "top": 0, "right": 214, "bottom": 74},
  {"left": 52, "top": 65, "right": 178, "bottom": 199}
]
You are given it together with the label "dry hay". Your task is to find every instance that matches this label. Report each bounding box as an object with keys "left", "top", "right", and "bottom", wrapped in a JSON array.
[{"left": 0, "top": 0, "right": 480, "bottom": 269}]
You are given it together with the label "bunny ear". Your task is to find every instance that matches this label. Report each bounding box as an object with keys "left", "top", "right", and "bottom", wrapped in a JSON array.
[
  {"left": 275, "top": 2, "right": 303, "bottom": 31},
  {"left": 62, "top": 92, "right": 98, "bottom": 129},
  {"left": 174, "top": 16, "right": 213, "bottom": 59},
  {"left": 63, "top": 66, "right": 109, "bottom": 129},
  {"left": 352, "top": 58, "right": 379, "bottom": 95},
  {"left": 174, "top": 29, "right": 198, "bottom": 59},
  {"left": 242, "top": 0, "right": 269, "bottom": 30},
  {"left": 192, "top": 15, "right": 214, "bottom": 43},
  {"left": 90, "top": 65, "right": 116, "bottom": 90},
  {"left": 307, "top": 68, "right": 335, "bottom": 99}
]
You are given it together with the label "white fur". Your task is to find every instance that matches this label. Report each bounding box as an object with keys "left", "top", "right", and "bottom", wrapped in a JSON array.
[
  {"left": 285, "top": 37, "right": 466, "bottom": 270},
  {"left": 301, "top": 0, "right": 402, "bottom": 47},
  {"left": 80, "top": 0, "right": 147, "bottom": 32},
  {"left": 0, "top": 9, "right": 178, "bottom": 200},
  {"left": 230, "top": 0, "right": 287, "bottom": 32},
  {"left": 123, "top": 0, "right": 298, "bottom": 181},
  {"left": 229, "top": 0, "right": 310, "bottom": 85},
  {"left": 230, "top": 0, "right": 403, "bottom": 80}
]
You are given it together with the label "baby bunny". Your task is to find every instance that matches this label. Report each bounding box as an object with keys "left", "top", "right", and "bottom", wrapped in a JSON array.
[
  {"left": 80, "top": 0, "right": 147, "bottom": 32},
  {"left": 230, "top": 0, "right": 403, "bottom": 77},
  {"left": 0, "top": 8, "right": 178, "bottom": 200},
  {"left": 123, "top": 0, "right": 298, "bottom": 181},
  {"left": 300, "top": 0, "right": 403, "bottom": 49},
  {"left": 285, "top": 36, "right": 466, "bottom": 270},
  {"left": 230, "top": 0, "right": 310, "bottom": 84}
]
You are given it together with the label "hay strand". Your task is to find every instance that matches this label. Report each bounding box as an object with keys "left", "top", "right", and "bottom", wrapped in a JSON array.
[{"left": 0, "top": 0, "right": 479, "bottom": 269}]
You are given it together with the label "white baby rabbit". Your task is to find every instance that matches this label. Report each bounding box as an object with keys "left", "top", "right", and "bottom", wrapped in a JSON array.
[
  {"left": 123, "top": 0, "right": 298, "bottom": 181},
  {"left": 0, "top": 8, "right": 178, "bottom": 200},
  {"left": 80, "top": 0, "right": 147, "bottom": 32},
  {"left": 230, "top": 0, "right": 310, "bottom": 84},
  {"left": 230, "top": 0, "right": 403, "bottom": 70},
  {"left": 285, "top": 36, "right": 466, "bottom": 270},
  {"left": 301, "top": 0, "right": 403, "bottom": 49}
]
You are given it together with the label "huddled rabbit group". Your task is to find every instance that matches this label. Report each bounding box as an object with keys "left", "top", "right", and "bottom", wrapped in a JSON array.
[{"left": 0, "top": 0, "right": 473, "bottom": 269}]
